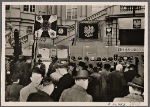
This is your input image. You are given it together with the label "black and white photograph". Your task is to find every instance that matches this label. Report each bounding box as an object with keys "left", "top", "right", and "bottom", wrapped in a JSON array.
[{"left": 1, "top": 2, "right": 148, "bottom": 106}]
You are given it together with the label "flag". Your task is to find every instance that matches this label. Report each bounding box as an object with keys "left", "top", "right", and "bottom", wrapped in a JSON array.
[
  {"left": 57, "top": 26, "right": 68, "bottom": 36},
  {"left": 133, "top": 19, "right": 141, "bottom": 29},
  {"left": 34, "top": 15, "right": 57, "bottom": 38},
  {"left": 79, "top": 21, "right": 98, "bottom": 39}
]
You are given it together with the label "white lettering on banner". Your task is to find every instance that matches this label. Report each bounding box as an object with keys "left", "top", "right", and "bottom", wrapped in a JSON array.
[
  {"left": 84, "top": 25, "right": 95, "bottom": 37},
  {"left": 117, "top": 47, "right": 144, "bottom": 52}
]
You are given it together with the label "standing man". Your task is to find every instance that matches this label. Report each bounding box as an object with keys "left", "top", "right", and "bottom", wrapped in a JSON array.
[
  {"left": 107, "top": 64, "right": 126, "bottom": 101},
  {"left": 19, "top": 67, "right": 43, "bottom": 102},
  {"left": 50, "top": 63, "right": 75, "bottom": 101},
  {"left": 27, "top": 77, "right": 54, "bottom": 102},
  {"left": 59, "top": 70, "right": 93, "bottom": 102},
  {"left": 113, "top": 76, "right": 144, "bottom": 102},
  {"left": 135, "top": 55, "right": 139, "bottom": 71},
  {"left": 34, "top": 54, "right": 46, "bottom": 77},
  {"left": 47, "top": 56, "right": 58, "bottom": 77},
  {"left": 99, "top": 63, "right": 111, "bottom": 101},
  {"left": 5, "top": 74, "right": 23, "bottom": 101},
  {"left": 87, "top": 67, "right": 102, "bottom": 101},
  {"left": 76, "top": 61, "right": 87, "bottom": 73}
]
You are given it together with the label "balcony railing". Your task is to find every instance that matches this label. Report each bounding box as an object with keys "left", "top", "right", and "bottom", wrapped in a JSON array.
[{"left": 120, "top": 5, "right": 145, "bottom": 12}]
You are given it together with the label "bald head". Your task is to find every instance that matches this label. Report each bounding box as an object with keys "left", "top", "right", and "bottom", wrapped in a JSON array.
[{"left": 116, "top": 64, "right": 123, "bottom": 71}]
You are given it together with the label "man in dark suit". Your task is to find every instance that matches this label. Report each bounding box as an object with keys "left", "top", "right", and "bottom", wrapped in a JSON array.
[
  {"left": 107, "top": 64, "right": 126, "bottom": 101},
  {"left": 5, "top": 74, "right": 24, "bottom": 101},
  {"left": 14, "top": 56, "right": 26, "bottom": 85},
  {"left": 135, "top": 55, "right": 139, "bottom": 71},
  {"left": 50, "top": 63, "right": 75, "bottom": 101},
  {"left": 22, "top": 57, "right": 32, "bottom": 86},
  {"left": 47, "top": 56, "right": 58, "bottom": 77},
  {"left": 114, "top": 76, "right": 144, "bottom": 102},
  {"left": 34, "top": 54, "right": 46, "bottom": 77}
]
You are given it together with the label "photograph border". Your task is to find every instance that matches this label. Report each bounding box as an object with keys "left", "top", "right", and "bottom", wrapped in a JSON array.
[{"left": 1, "top": 1, "right": 148, "bottom": 106}]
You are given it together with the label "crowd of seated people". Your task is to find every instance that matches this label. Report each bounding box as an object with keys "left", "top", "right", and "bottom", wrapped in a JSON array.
[{"left": 5, "top": 54, "right": 144, "bottom": 102}]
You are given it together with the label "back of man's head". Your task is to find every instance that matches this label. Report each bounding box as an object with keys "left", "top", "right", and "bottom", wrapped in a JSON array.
[
  {"left": 116, "top": 64, "right": 123, "bottom": 71},
  {"left": 75, "top": 79, "right": 89, "bottom": 90},
  {"left": 104, "top": 64, "right": 111, "bottom": 71},
  {"left": 11, "top": 74, "right": 20, "bottom": 83},
  {"left": 88, "top": 64, "right": 93, "bottom": 69},
  {"left": 42, "top": 77, "right": 53, "bottom": 87},
  {"left": 42, "top": 77, "right": 54, "bottom": 95}
]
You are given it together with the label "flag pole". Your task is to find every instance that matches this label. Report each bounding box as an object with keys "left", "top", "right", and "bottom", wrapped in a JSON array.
[
  {"left": 31, "top": 12, "right": 37, "bottom": 68},
  {"left": 74, "top": 20, "right": 78, "bottom": 46}
]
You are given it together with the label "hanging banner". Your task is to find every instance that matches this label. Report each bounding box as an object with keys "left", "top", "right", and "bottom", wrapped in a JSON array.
[
  {"left": 79, "top": 21, "right": 98, "bottom": 39},
  {"left": 34, "top": 15, "right": 57, "bottom": 38},
  {"left": 133, "top": 19, "right": 141, "bottom": 29},
  {"left": 57, "top": 26, "right": 68, "bottom": 36},
  {"left": 117, "top": 46, "right": 144, "bottom": 52}
]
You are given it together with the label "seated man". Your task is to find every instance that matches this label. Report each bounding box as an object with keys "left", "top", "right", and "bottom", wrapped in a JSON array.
[
  {"left": 59, "top": 70, "right": 93, "bottom": 102},
  {"left": 19, "top": 67, "right": 43, "bottom": 102},
  {"left": 27, "top": 77, "right": 54, "bottom": 102}
]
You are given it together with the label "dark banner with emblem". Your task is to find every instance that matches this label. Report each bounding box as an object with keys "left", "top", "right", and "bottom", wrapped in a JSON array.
[
  {"left": 133, "top": 19, "right": 141, "bottom": 29},
  {"left": 79, "top": 21, "right": 98, "bottom": 39},
  {"left": 34, "top": 15, "right": 57, "bottom": 38},
  {"left": 57, "top": 26, "right": 68, "bottom": 36}
]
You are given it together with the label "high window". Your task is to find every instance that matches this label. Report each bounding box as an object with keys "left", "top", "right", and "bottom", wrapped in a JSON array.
[
  {"left": 66, "top": 6, "right": 77, "bottom": 20},
  {"left": 23, "top": 5, "right": 35, "bottom": 12},
  {"left": 6, "top": 5, "right": 10, "bottom": 10}
]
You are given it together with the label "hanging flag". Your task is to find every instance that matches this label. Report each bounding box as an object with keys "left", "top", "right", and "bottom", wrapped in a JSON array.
[
  {"left": 34, "top": 15, "right": 57, "bottom": 38},
  {"left": 79, "top": 21, "right": 98, "bottom": 39},
  {"left": 57, "top": 26, "right": 68, "bottom": 36},
  {"left": 133, "top": 19, "right": 141, "bottom": 29}
]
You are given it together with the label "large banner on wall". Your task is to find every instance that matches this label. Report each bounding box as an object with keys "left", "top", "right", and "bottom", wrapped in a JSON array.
[
  {"left": 79, "top": 21, "right": 98, "bottom": 39},
  {"left": 34, "top": 15, "right": 57, "bottom": 38}
]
